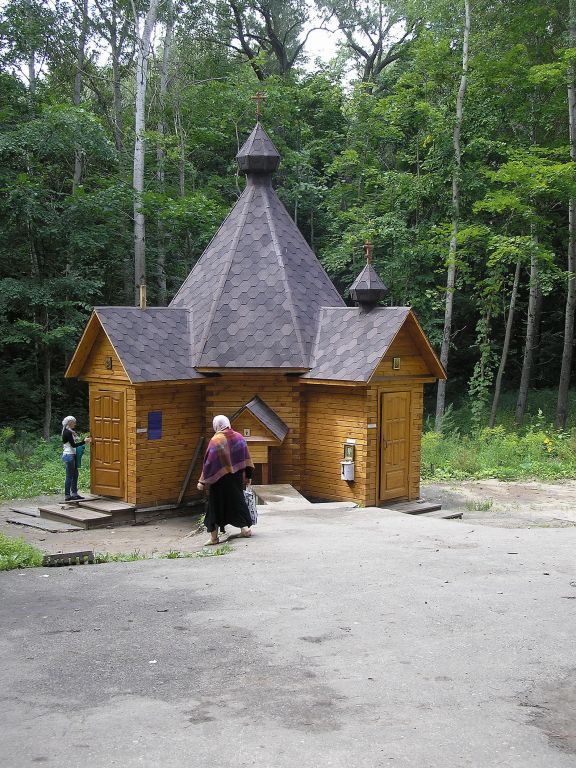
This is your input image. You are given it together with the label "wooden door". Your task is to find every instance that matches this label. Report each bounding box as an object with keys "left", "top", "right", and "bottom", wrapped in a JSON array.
[
  {"left": 90, "top": 388, "right": 125, "bottom": 498},
  {"left": 379, "top": 391, "right": 410, "bottom": 502}
]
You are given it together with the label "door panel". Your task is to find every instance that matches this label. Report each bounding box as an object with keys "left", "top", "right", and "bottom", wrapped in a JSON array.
[
  {"left": 90, "top": 388, "right": 125, "bottom": 498},
  {"left": 379, "top": 391, "right": 410, "bottom": 502}
]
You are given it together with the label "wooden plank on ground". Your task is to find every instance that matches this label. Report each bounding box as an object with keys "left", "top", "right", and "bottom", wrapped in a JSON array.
[
  {"left": 177, "top": 435, "right": 205, "bottom": 506},
  {"left": 39, "top": 504, "right": 112, "bottom": 529},
  {"left": 78, "top": 499, "right": 135, "bottom": 513},
  {"left": 386, "top": 500, "right": 442, "bottom": 515},
  {"left": 9, "top": 506, "right": 40, "bottom": 517},
  {"left": 7, "top": 517, "right": 82, "bottom": 532}
]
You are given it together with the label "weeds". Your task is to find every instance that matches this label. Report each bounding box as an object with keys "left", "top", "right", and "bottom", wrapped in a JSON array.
[
  {"left": 0, "top": 434, "right": 90, "bottom": 500},
  {"left": 94, "top": 550, "right": 147, "bottom": 563},
  {"left": 422, "top": 419, "right": 576, "bottom": 482},
  {"left": 0, "top": 533, "right": 44, "bottom": 571},
  {"left": 464, "top": 499, "right": 494, "bottom": 512},
  {"left": 93, "top": 544, "right": 233, "bottom": 564}
]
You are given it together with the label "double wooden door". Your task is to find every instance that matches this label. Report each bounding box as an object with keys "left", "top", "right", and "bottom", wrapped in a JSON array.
[
  {"left": 89, "top": 388, "right": 125, "bottom": 498},
  {"left": 379, "top": 391, "right": 411, "bottom": 502}
]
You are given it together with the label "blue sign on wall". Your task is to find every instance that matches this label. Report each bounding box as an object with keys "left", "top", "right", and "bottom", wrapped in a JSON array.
[{"left": 148, "top": 411, "right": 162, "bottom": 440}]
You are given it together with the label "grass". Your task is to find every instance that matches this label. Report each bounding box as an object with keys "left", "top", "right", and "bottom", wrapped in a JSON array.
[
  {"left": 0, "top": 431, "right": 90, "bottom": 501},
  {"left": 93, "top": 544, "right": 233, "bottom": 564},
  {"left": 464, "top": 499, "right": 494, "bottom": 512},
  {"left": 0, "top": 539, "right": 233, "bottom": 573},
  {"left": 0, "top": 532, "right": 44, "bottom": 571},
  {"left": 422, "top": 392, "right": 576, "bottom": 482}
]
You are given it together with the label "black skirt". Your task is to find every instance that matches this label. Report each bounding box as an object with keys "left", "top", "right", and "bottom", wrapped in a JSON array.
[{"left": 204, "top": 470, "right": 252, "bottom": 533}]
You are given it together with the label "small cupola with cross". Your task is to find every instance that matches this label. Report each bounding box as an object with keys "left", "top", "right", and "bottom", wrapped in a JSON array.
[{"left": 349, "top": 241, "right": 389, "bottom": 310}]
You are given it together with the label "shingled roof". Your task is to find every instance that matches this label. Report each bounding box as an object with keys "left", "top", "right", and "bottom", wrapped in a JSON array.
[
  {"left": 305, "top": 307, "right": 410, "bottom": 382},
  {"left": 67, "top": 123, "right": 445, "bottom": 386},
  {"left": 95, "top": 308, "right": 200, "bottom": 382},
  {"left": 231, "top": 396, "right": 289, "bottom": 442},
  {"left": 170, "top": 123, "right": 345, "bottom": 368}
]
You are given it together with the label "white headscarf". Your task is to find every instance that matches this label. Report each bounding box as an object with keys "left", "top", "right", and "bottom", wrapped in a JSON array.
[
  {"left": 62, "top": 415, "right": 77, "bottom": 433},
  {"left": 212, "top": 415, "right": 231, "bottom": 432}
]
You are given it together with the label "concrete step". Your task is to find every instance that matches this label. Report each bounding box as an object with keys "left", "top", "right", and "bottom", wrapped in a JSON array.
[
  {"left": 39, "top": 504, "right": 113, "bottom": 529},
  {"left": 387, "top": 500, "right": 442, "bottom": 516},
  {"left": 252, "top": 484, "right": 312, "bottom": 507}
]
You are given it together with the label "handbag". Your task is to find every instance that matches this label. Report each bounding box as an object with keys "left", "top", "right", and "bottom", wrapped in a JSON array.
[{"left": 244, "top": 487, "right": 257, "bottom": 525}]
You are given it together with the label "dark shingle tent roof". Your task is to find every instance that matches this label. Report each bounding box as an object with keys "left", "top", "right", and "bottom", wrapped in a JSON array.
[
  {"left": 170, "top": 123, "right": 344, "bottom": 368},
  {"left": 66, "top": 122, "right": 446, "bottom": 384}
]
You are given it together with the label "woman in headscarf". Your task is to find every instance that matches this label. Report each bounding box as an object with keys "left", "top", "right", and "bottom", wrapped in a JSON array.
[
  {"left": 197, "top": 415, "right": 254, "bottom": 545},
  {"left": 61, "top": 416, "right": 91, "bottom": 501}
]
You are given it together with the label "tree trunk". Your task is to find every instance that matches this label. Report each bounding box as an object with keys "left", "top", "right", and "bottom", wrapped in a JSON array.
[
  {"left": 556, "top": 0, "right": 576, "bottom": 428},
  {"left": 515, "top": 243, "right": 541, "bottom": 427},
  {"left": 434, "top": 0, "right": 471, "bottom": 431},
  {"left": 489, "top": 257, "right": 521, "bottom": 427},
  {"left": 43, "top": 348, "right": 52, "bottom": 440},
  {"left": 72, "top": 0, "right": 89, "bottom": 194},
  {"left": 156, "top": 0, "right": 173, "bottom": 306},
  {"left": 28, "top": 51, "right": 36, "bottom": 97},
  {"left": 132, "top": 0, "right": 160, "bottom": 305},
  {"left": 110, "top": 11, "right": 124, "bottom": 152}
]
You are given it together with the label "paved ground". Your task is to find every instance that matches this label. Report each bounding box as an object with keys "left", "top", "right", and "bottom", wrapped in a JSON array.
[{"left": 2, "top": 502, "right": 576, "bottom": 767}]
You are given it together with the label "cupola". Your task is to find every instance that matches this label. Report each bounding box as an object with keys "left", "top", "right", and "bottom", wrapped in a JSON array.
[
  {"left": 349, "top": 241, "right": 389, "bottom": 309},
  {"left": 236, "top": 122, "right": 281, "bottom": 175}
]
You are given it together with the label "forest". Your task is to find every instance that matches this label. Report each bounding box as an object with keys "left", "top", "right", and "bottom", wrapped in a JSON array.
[{"left": 0, "top": 0, "right": 575, "bottom": 462}]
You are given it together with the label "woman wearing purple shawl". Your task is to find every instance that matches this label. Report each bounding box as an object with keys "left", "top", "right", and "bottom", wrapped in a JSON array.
[{"left": 197, "top": 415, "right": 254, "bottom": 545}]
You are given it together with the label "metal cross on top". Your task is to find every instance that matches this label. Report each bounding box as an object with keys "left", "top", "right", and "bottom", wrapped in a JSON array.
[
  {"left": 252, "top": 91, "right": 267, "bottom": 119},
  {"left": 364, "top": 241, "right": 374, "bottom": 264}
]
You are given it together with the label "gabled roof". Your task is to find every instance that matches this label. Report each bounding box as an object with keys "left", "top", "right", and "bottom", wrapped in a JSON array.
[
  {"left": 231, "top": 396, "right": 289, "bottom": 442},
  {"left": 304, "top": 307, "right": 446, "bottom": 382},
  {"left": 66, "top": 308, "right": 202, "bottom": 383},
  {"left": 169, "top": 122, "right": 345, "bottom": 369}
]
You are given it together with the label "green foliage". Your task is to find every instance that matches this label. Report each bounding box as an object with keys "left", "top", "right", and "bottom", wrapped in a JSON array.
[
  {"left": 422, "top": 393, "right": 576, "bottom": 482},
  {"left": 0, "top": 532, "right": 43, "bottom": 571},
  {"left": 0, "top": 435, "right": 90, "bottom": 500},
  {"left": 94, "top": 550, "right": 146, "bottom": 563}
]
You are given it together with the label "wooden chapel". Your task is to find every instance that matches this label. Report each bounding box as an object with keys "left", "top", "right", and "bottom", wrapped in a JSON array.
[{"left": 66, "top": 122, "right": 446, "bottom": 509}]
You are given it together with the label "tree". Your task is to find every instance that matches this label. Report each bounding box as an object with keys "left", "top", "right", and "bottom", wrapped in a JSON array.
[
  {"left": 434, "top": 0, "right": 471, "bottom": 431},
  {"left": 132, "top": 0, "right": 161, "bottom": 304},
  {"left": 212, "top": 0, "right": 323, "bottom": 79},
  {"left": 556, "top": 1, "right": 576, "bottom": 429},
  {"left": 319, "top": 0, "right": 418, "bottom": 83}
]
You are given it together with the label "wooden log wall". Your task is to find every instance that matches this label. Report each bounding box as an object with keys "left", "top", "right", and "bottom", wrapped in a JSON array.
[
  {"left": 301, "top": 385, "right": 368, "bottom": 504},
  {"left": 132, "top": 383, "right": 205, "bottom": 506},
  {"left": 205, "top": 372, "right": 301, "bottom": 487},
  {"left": 83, "top": 331, "right": 129, "bottom": 382},
  {"left": 372, "top": 326, "right": 432, "bottom": 379}
]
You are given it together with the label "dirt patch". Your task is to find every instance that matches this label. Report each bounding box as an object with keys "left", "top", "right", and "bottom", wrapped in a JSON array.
[
  {"left": 423, "top": 479, "right": 576, "bottom": 528},
  {"left": 0, "top": 494, "right": 206, "bottom": 556}
]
